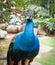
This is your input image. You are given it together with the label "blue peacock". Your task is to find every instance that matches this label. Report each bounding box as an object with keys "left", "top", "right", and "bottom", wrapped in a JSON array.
[{"left": 7, "top": 13, "right": 40, "bottom": 65}]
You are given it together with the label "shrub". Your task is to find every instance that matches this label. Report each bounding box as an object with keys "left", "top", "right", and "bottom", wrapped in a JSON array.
[
  {"left": 37, "top": 7, "right": 50, "bottom": 18},
  {"left": 43, "top": 18, "right": 55, "bottom": 34},
  {"left": 34, "top": 18, "right": 55, "bottom": 35},
  {"left": 34, "top": 18, "right": 45, "bottom": 27}
]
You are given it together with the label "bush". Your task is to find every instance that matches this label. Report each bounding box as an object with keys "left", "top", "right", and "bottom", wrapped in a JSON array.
[
  {"left": 34, "top": 18, "right": 45, "bottom": 27},
  {"left": 50, "top": 18, "right": 55, "bottom": 22},
  {"left": 34, "top": 18, "right": 55, "bottom": 35},
  {"left": 37, "top": 7, "right": 50, "bottom": 18},
  {"left": 43, "top": 18, "right": 55, "bottom": 34}
]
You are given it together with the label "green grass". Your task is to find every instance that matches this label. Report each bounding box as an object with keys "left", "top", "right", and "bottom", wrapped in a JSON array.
[
  {"left": 40, "top": 37, "right": 55, "bottom": 47},
  {"left": 34, "top": 37, "right": 55, "bottom": 65}
]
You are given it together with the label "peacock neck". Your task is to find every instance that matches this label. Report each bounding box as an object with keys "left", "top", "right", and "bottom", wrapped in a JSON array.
[{"left": 24, "top": 20, "right": 34, "bottom": 41}]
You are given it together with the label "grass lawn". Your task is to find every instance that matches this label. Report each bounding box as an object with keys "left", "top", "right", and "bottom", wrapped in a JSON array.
[{"left": 34, "top": 37, "right": 55, "bottom": 65}]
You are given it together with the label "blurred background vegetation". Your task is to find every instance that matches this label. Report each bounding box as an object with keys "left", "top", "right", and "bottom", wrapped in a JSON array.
[
  {"left": 0, "top": 0, "right": 55, "bottom": 65},
  {"left": 0, "top": 0, "right": 55, "bottom": 34}
]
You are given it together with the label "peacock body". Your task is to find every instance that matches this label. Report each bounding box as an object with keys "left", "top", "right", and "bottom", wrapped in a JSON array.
[{"left": 7, "top": 13, "right": 40, "bottom": 65}]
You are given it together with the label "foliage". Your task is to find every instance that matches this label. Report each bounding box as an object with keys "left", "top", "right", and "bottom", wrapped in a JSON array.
[
  {"left": 50, "top": 18, "right": 55, "bottom": 22},
  {"left": 40, "top": 0, "right": 55, "bottom": 17},
  {"left": 0, "top": 0, "right": 12, "bottom": 23},
  {"left": 0, "top": 0, "right": 55, "bottom": 35},
  {"left": 34, "top": 18, "right": 44, "bottom": 27},
  {"left": 27, "top": 6, "right": 50, "bottom": 18},
  {"left": 34, "top": 18, "right": 55, "bottom": 34},
  {"left": 0, "top": 0, "right": 30, "bottom": 23},
  {"left": 37, "top": 7, "right": 50, "bottom": 18},
  {"left": 27, "top": 4, "right": 36, "bottom": 11},
  {"left": 0, "top": 0, "right": 55, "bottom": 23},
  {"left": 11, "top": 0, "right": 27, "bottom": 9},
  {"left": 43, "top": 20, "right": 55, "bottom": 33},
  {"left": 25, "top": 0, "right": 55, "bottom": 17}
]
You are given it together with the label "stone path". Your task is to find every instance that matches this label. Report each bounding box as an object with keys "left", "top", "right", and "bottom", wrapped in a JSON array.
[
  {"left": 5, "top": 34, "right": 16, "bottom": 39},
  {"left": 39, "top": 44, "right": 53, "bottom": 53},
  {"left": 31, "top": 62, "right": 42, "bottom": 65}
]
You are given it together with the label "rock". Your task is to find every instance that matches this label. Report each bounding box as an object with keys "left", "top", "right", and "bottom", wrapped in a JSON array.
[
  {"left": 0, "top": 53, "right": 7, "bottom": 60},
  {"left": 22, "top": 23, "right": 25, "bottom": 30},
  {"left": 17, "top": 25, "right": 23, "bottom": 32},
  {"left": 37, "top": 28, "right": 47, "bottom": 36},
  {"left": 34, "top": 28, "right": 38, "bottom": 35},
  {"left": 34, "top": 27, "right": 46, "bottom": 36},
  {"left": 0, "top": 29, "right": 7, "bottom": 39},
  {"left": 6, "top": 24, "right": 25, "bottom": 33},
  {"left": 37, "top": 25, "right": 47, "bottom": 36},
  {"left": 0, "top": 24, "right": 7, "bottom": 30},
  {"left": 17, "top": 23, "right": 25, "bottom": 32},
  {"left": 6, "top": 25, "right": 18, "bottom": 33}
]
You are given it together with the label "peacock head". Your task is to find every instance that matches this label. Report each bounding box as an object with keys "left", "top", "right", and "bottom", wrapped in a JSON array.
[{"left": 26, "top": 13, "right": 32, "bottom": 22}]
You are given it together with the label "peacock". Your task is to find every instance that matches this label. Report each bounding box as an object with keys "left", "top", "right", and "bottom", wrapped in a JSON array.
[{"left": 7, "top": 13, "right": 40, "bottom": 65}]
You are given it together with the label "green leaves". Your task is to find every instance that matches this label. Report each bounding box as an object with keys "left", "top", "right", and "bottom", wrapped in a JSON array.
[
  {"left": 50, "top": 18, "right": 55, "bottom": 22},
  {"left": 34, "top": 17, "right": 55, "bottom": 34},
  {"left": 43, "top": 18, "right": 55, "bottom": 34},
  {"left": 45, "top": 22, "right": 55, "bottom": 31},
  {"left": 37, "top": 7, "right": 50, "bottom": 18}
]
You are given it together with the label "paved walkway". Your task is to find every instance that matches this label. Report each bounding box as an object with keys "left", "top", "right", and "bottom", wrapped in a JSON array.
[
  {"left": 39, "top": 44, "right": 53, "bottom": 53},
  {"left": 31, "top": 62, "right": 42, "bottom": 65}
]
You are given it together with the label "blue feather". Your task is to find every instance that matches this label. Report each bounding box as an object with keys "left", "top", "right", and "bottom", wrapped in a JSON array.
[
  {"left": 7, "top": 13, "right": 40, "bottom": 65},
  {"left": 14, "top": 17, "right": 39, "bottom": 51}
]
